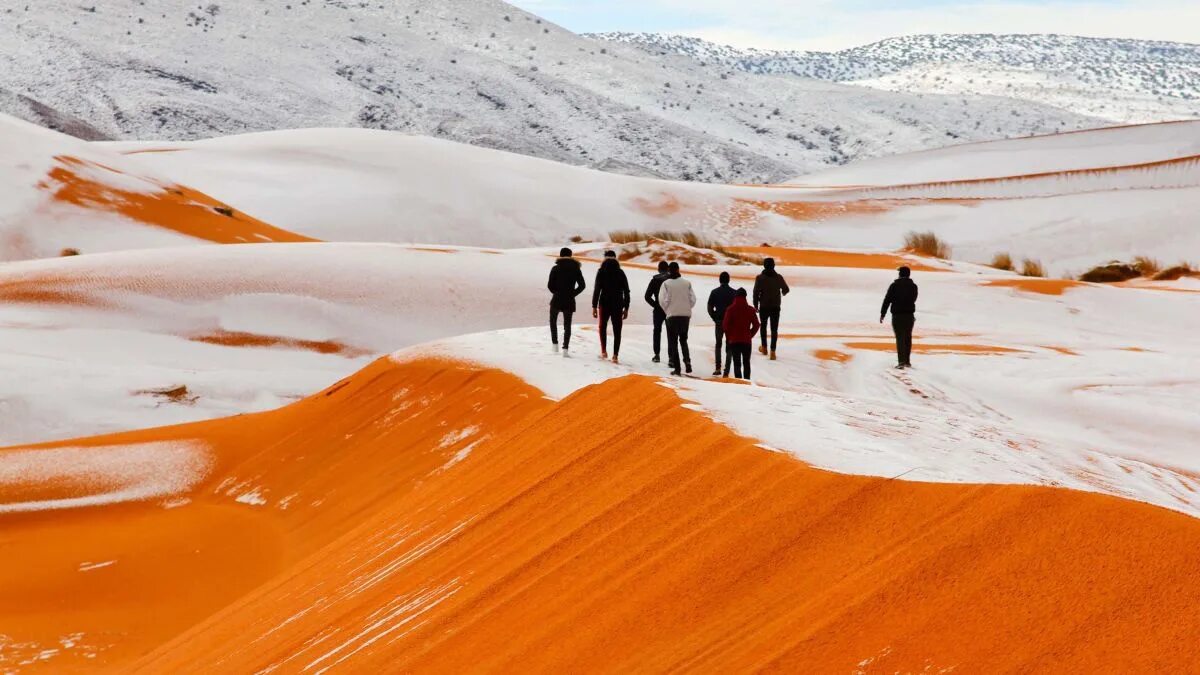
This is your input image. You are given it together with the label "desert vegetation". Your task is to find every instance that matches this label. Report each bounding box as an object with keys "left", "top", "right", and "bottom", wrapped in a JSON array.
[
  {"left": 607, "top": 230, "right": 764, "bottom": 264},
  {"left": 1077, "top": 256, "right": 1181, "bottom": 283},
  {"left": 903, "top": 231, "right": 951, "bottom": 259},
  {"left": 1019, "top": 258, "right": 1046, "bottom": 278},
  {"left": 990, "top": 252, "right": 1014, "bottom": 271}
]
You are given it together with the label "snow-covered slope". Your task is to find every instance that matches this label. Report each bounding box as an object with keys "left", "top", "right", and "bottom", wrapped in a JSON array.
[
  {"left": 0, "top": 2, "right": 1099, "bottom": 183},
  {"left": 593, "top": 32, "right": 1200, "bottom": 125},
  {"left": 106, "top": 121, "right": 1200, "bottom": 273},
  {"left": 0, "top": 114, "right": 310, "bottom": 261}
]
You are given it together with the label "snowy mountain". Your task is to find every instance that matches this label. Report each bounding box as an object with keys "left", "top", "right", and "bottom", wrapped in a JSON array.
[
  {"left": 591, "top": 33, "right": 1200, "bottom": 125},
  {"left": 0, "top": 1, "right": 1100, "bottom": 183}
]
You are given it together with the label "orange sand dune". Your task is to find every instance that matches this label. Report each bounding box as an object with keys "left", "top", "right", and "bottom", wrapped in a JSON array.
[
  {"left": 983, "top": 278, "right": 1084, "bottom": 296},
  {"left": 727, "top": 246, "right": 944, "bottom": 272},
  {"left": 189, "top": 331, "right": 367, "bottom": 357},
  {"left": 4, "top": 358, "right": 1200, "bottom": 672},
  {"left": 39, "top": 155, "right": 315, "bottom": 244},
  {"left": 845, "top": 341, "right": 1027, "bottom": 355}
]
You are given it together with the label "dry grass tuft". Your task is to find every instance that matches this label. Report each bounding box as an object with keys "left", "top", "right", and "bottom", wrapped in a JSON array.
[
  {"left": 1079, "top": 262, "right": 1140, "bottom": 283},
  {"left": 1020, "top": 258, "right": 1046, "bottom": 278},
  {"left": 1132, "top": 256, "right": 1161, "bottom": 277},
  {"left": 1152, "top": 262, "right": 1197, "bottom": 281},
  {"left": 990, "top": 252, "right": 1014, "bottom": 271},
  {"left": 903, "top": 231, "right": 952, "bottom": 259},
  {"left": 59, "top": 247, "right": 81, "bottom": 257}
]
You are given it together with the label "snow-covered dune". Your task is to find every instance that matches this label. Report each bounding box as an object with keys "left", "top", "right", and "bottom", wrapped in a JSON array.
[{"left": 0, "top": 115, "right": 310, "bottom": 261}]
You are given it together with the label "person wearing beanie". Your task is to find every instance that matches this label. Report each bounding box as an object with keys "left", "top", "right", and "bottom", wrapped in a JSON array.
[
  {"left": 592, "top": 251, "right": 631, "bottom": 363},
  {"left": 721, "top": 287, "right": 760, "bottom": 380},
  {"left": 657, "top": 261, "right": 696, "bottom": 375},
  {"left": 752, "top": 257, "right": 790, "bottom": 360},
  {"left": 880, "top": 265, "right": 919, "bottom": 369},
  {"left": 546, "top": 247, "right": 586, "bottom": 356},
  {"left": 643, "top": 260, "right": 671, "bottom": 363},
  {"left": 707, "top": 270, "right": 738, "bottom": 376}
]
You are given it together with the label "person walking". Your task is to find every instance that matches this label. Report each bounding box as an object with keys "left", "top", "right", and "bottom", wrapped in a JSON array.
[
  {"left": 707, "top": 271, "right": 737, "bottom": 376},
  {"left": 752, "top": 257, "right": 790, "bottom": 361},
  {"left": 880, "top": 266, "right": 919, "bottom": 369},
  {"left": 643, "top": 261, "right": 671, "bottom": 363},
  {"left": 721, "top": 288, "right": 760, "bottom": 380},
  {"left": 547, "top": 247, "right": 586, "bottom": 356},
  {"left": 592, "top": 250, "right": 631, "bottom": 363},
  {"left": 658, "top": 261, "right": 695, "bottom": 376}
]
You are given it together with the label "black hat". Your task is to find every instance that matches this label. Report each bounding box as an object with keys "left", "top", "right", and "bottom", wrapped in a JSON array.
[
  {"left": 898, "top": 266, "right": 911, "bottom": 278},
  {"left": 559, "top": 247, "right": 573, "bottom": 258},
  {"left": 736, "top": 287, "right": 748, "bottom": 297},
  {"left": 603, "top": 249, "right": 617, "bottom": 258}
]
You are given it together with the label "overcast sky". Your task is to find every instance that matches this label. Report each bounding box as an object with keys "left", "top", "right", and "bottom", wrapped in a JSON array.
[{"left": 508, "top": 0, "right": 1200, "bottom": 51}]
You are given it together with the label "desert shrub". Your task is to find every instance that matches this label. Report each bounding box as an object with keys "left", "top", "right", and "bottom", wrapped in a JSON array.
[
  {"left": 1079, "top": 262, "right": 1140, "bottom": 283},
  {"left": 59, "top": 248, "right": 80, "bottom": 257},
  {"left": 568, "top": 235, "right": 583, "bottom": 243},
  {"left": 1132, "top": 256, "right": 1161, "bottom": 277},
  {"left": 990, "top": 252, "right": 1014, "bottom": 271},
  {"left": 606, "top": 230, "right": 762, "bottom": 264},
  {"left": 903, "top": 231, "right": 951, "bottom": 259},
  {"left": 212, "top": 205, "right": 235, "bottom": 217},
  {"left": 1152, "top": 262, "right": 1197, "bottom": 281},
  {"left": 1020, "top": 258, "right": 1046, "bottom": 278}
]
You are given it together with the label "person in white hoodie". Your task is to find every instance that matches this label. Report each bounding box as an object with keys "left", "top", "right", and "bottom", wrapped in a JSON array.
[{"left": 657, "top": 261, "right": 696, "bottom": 375}]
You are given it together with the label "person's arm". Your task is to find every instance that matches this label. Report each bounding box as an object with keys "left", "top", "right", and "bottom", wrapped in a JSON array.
[
  {"left": 619, "top": 271, "right": 631, "bottom": 317},
  {"left": 687, "top": 283, "right": 696, "bottom": 309},
  {"left": 573, "top": 267, "right": 586, "bottom": 297},
  {"left": 880, "top": 283, "right": 894, "bottom": 322},
  {"left": 913, "top": 283, "right": 919, "bottom": 305},
  {"left": 749, "top": 309, "right": 761, "bottom": 341},
  {"left": 707, "top": 289, "right": 720, "bottom": 321},
  {"left": 593, "top": 269, "right": 605, "bottom": 310},
  {"left": 659, "top": 282, "right": 672, "bottom": 312},
  {"left": 644, "top": 278, "right": 658, "bottom": 308},
  {"left": 780, "top": 276, "right": 791, "bottom": 297},
  {"left": 752, "top": 276, "right": 762, "bottom": 310},
  {"left": 547, "top": 267, "right": 556, "bottom": 294},
  {"left": 722, "top": 308, "right": 733, "bottom": 334}
]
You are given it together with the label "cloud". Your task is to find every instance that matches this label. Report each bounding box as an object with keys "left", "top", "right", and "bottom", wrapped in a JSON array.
[{"left": 510, "top": 0, "right": 1200, "bottom": 51}]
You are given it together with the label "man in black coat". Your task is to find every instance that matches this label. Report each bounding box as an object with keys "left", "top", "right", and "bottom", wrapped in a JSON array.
[
  {"left": 547, "top": 247, "right": 586, "bottom": 355},
  {"left": 752, "top": 257, "right": 790, "bottom": 360},
  {"left": 644, "top": 260, "right": 671, "bottom": 363},
  {"left": 592, "top": 250, "right": 631, "bottom": 362},
  {"left": 880, "top": 266, "right": 919, "bottom": 369},
  {"left": 707, "top": 271, "right": 737, "bottom": 376}
]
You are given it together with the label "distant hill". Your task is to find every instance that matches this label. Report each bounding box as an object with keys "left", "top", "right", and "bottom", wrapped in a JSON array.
[{"left": 591, "top": 32, "right": 1200, "bottom": 125}]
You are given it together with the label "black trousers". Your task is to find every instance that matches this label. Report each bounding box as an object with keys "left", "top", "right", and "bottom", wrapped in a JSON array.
[
  {"left": 759, "top": 308, "right": 781, "bottom": 351},
  {"left": 550, "top": 306, "right": 573, "bottom": 349},
  {"left": 599, "top": 307, "right": 624, "bottom": 356},
  {"left": 665, "top": 316, "right": 691, "bottom": 370},
  {"left": 892, "top": 312, "right": 915, "bottom": 365},
  {"left": 651, "top": 308, "right": 666, "bottom": 357},
  {"left": 713, "top": 324, "right": 726, "bottom": 370},
  {"left": 728, "top": 343, "right": 752, "bottom": 379}
]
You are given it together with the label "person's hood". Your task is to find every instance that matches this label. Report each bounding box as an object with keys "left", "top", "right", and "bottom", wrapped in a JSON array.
[
  {"left": 556, "top": 257, "right": 580, "bottom": 268},
  {"left": 894, "top": 276, "right": 915, "bottom": 286},
  {"left": 600, "top": 257, "right": 619, "bottom": 272},
  {"left": 761, "top": 268, "right": 777, "bottom": 277},
  {"left": 729, "top": 295, "right": 750, "bottom": 310}
]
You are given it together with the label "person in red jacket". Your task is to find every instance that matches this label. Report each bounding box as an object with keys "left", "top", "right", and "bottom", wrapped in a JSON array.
[{"left": 721, "top": 288, "right": 761, "bottom": 380}]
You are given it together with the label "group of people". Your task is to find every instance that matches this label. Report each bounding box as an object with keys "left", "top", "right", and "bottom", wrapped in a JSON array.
[{"left": 548, "top": 246, "right": 920, "bottom": 378}]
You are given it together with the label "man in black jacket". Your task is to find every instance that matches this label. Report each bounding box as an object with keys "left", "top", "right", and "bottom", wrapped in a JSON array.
[
  {"left": 752, "top": 257, "right": 790, "bottom": 360},
  {"left": 707, "top": 271, "right": 737, "bottom": 376},
  {"left": 880, "top": 266, "right": 919, "bottom": 369},
  {"left": 592, "top": 251, "right": 631, "bottom": 363},
  {"left": 644, "top": 261, "right": 670, "bottom": 363},
  {"left": 547, "top": 247, "right": 586, "bottom": 356}
]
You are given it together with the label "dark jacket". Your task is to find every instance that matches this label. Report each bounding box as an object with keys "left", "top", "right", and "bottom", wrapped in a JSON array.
[
  {"left": 644, "top": 272, "right": 670, "bottom": 313},
  {"left": 753, "top": 270, "right": 790, "bottom": 311},
  {"left": 592, "top": 258, "right": 631, "bottom": 312},
  {"left": 722, "top": 296, "right": 761, "bottom": 344},
  {"left": 708, "top": 283, "right": 737, "bottom": 323},
  {"left": 547, "top": 257, "right": 586, "bottom": 312},
  {"left": 881, "top": 277, "right": 919, "bottom": 317}
]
